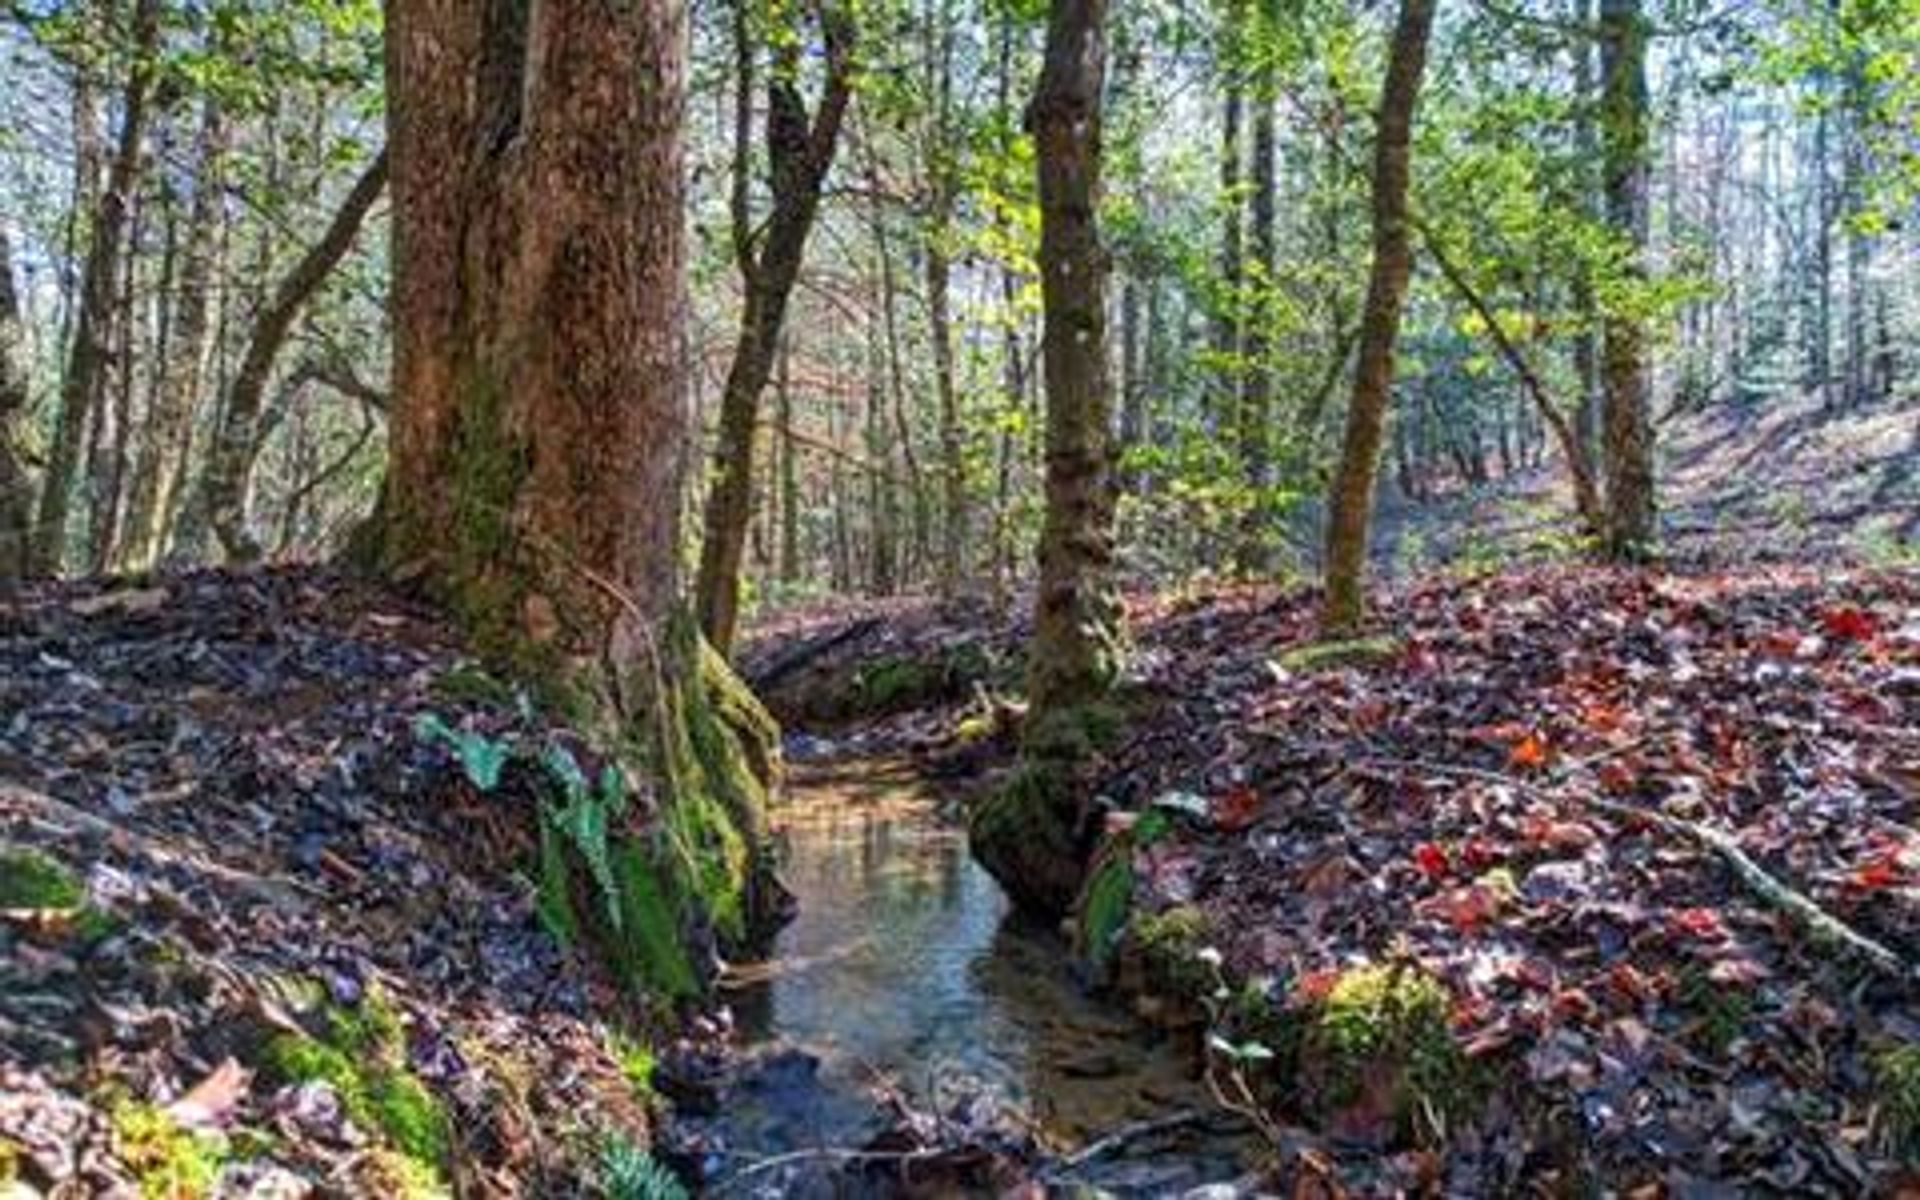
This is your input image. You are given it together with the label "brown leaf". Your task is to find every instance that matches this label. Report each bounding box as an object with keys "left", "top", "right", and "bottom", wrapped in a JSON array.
[{"left": 166, "top": 1057, "right": 251, "bottom": 1130}]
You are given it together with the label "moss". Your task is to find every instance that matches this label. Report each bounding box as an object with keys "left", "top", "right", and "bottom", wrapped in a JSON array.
[
  {"left": 111, "top": 1102, "right": 225, "bottom": 1200},
  {"left": 362, "top": 1148, "right": 452, "bottom": 1200},
  {"left": 971, "top": 758, "right": 1089, "bottom": 917},
  {"left": 856, "top": 657, "right": 937, "bottom": 711},
  {"left": 0, "top": 846, "right": 84, "bottom": 910},
  {"left": 1130, "top": 905, "right": 1213, "bottom": 1000},
  {"left": 1299, "top": 963, "right": 1467, "bottom": 1144},
  {"left": 261, "top": 994, "right": 450, "bottom": 1174},
  {"left": 607, "top": 844, "right": 699, "bottom": 999},
  {"left": 1874, "top": 1040, "right": 1920, "bottom": 1160},
  {"left": 431, "top": 661, "right": 519, "bottom": 710},
  {"left": 1678, "top": 966, "right": 1753, "bottom": 1057},
  {"left": 1022, "top": 699, "right": 1124, "bottom": 763},
  {"left": 1275, "top": 636, "right": 1402, "bottom": 674},
  {"left": 326, "top": 986, "right": 405, "bottom": 1062},
  {"left": 609, "top": 1033, "right": 658, "bottom": 1103}
]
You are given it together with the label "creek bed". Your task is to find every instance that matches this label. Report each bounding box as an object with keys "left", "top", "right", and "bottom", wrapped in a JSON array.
[{"left": 691, "top": 757, "right": 1254, "bottom": 1195}]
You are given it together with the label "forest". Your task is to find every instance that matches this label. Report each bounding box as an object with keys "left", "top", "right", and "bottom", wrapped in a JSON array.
[{"left": 0, "top": 0, "right": 1917, "bottom": 1194}]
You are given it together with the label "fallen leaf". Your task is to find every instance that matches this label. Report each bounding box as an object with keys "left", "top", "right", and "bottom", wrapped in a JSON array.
[{"left": 167, "top": 1058, "right": 251, "bottom": 1130}]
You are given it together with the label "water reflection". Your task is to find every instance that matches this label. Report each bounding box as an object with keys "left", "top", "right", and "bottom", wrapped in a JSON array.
[{"left": 730, "top": 761, "right": 1228, "bottom": 1154}]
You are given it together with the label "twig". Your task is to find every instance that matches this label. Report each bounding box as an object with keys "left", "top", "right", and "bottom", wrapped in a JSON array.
[{"left": 1051, "top": 1109, "right": 1213, "bottom": 1172}]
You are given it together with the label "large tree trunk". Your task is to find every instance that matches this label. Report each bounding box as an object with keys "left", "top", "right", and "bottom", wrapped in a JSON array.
[
  {"left": 0, "top": 232, "right": 30, "bottom": 580},
  {"left": 31, "top": 0, "right": 160, "bottom": 576},
  {"left": 1320, "top": 0, "right": 1436, "bottom": 633},
  {"left": 200, "top": 148, "right": 387, "bottom": 564},
  {"left": 970, "top": 0, "right": 1121, "bottom": 919},
  {"left": 123, "top": 101, "right": 228, "bottom": 571},
  {"left": 381, "top": 0, "right": 784, "bottom": 987},
  {"left": 1598, "top": 0, "right": 1656, "bottom": 560},
  {"left": 693, "top": 0, "right": 854, "bottom": 655}
]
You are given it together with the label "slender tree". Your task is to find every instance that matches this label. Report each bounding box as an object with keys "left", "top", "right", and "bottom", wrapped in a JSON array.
[
  {"left": 1321, "top": 0, "right": 1437, "bottom": 632},
  {"left": 1598, "top": 0, "right": 1655, "bottom": 559},
  {"left": 0, "top": 231, "right": 30, "bottom": 580},
  {"left": 31, "top": 0, "right": 161, "bottom": 575},
  {"left": 200, "top": 148, "right": 387, "bottom": 563},
  {"left": 971, "top": 0, "right": 1122, "bottom": 918},
  {"left": 694, "top": 0, "right": 856, "bottom": 655}
]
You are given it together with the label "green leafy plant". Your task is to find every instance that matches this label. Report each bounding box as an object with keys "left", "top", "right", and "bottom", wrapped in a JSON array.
[
  {"left": 413, "top": 714, "right": 511, "bottom": 791},
  {"left": 599, "top": 1138, "right": 688, "bottom": 1200}
]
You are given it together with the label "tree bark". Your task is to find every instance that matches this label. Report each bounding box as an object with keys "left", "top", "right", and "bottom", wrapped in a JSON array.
[
  {"left": 1235, "top": 15, "right": 1278, "bottom": 575},
  {"left": 970, "top": 0, "right": 1122, "bottom": 919},
  {"left": 694, "top": 0, "right": 855, "bottom": 655},
  {"left": 1320, "top": 0, "right": 1436, "bottom": 633},
  {"left": 0, "top": 231, "right": 30, "bottom": 580},
  {"left": 30, "top": 0, "right": 160, "bottom": 576},
  {"left": 1598, "top": 0, "right": 1656, "bottom": 560},
  {"left": 123, "top": 100, "right": 228, "bottom": 571},
  {"left": 201, "top": 148, "right": 387, "bottom": 564}
]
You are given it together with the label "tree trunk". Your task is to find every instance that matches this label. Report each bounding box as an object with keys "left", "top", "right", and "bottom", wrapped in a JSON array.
[
  {"left": 1212, "top": 12, "right": 1245, "bottom": 434},
  {"left": 1598, "top": 0, "right": 1656, "bottom": 560},
  {"left": 970, "top": 0, "right": 1121, "bottom": 919},
  {"left": 777, "top": 339, "right": 801, "bottom": 584},
  {"left": 694, "top": 0, "right": 854, "bottom": 655},
  {"left": 1320, "top": 0, "right": 1435, "bottom": 633},
  {"left": 0, "top": 231, "right": 30, "bottom": 580},
  {"left": 201, "top": 148, "right": 387, "bottom": 564},
  {"left": 1235, "top": 25, "right": 1278, "bottom": 575},
  {"left": 30, "top": 0, "right": 160, "bottom": 576},
  {"left": 123, "top": 100, "right": 228, "bottom": 571},
  {"left": 381, "top": 0, "right": 784, "bottom": 985}
]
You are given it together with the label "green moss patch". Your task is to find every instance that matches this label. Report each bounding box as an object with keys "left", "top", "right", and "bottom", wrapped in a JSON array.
[
  {"left": 1876, "top": 1039, "right": 1920, "bottom": 1160},
  {"left": 1275, "top": 635, "right": 1402, "bottom": 674},
  {"left": 111, "top": 1102, "right": 226, "bottom": 1200},
  {"left": 260, "top": 989, "right": 450, "bottom": 1175},
  {"left": 0, "top": 846, "right": 84, "bottom": 911},
  {"left": 1128, "top": 905, "right": 1213, "bottom": 1001},
  {"left": 1298, "top": 962, "right": 1468, "bottom": 1145}
]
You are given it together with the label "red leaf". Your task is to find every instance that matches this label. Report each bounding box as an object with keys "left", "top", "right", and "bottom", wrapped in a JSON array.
[
  {"left": 1509, "top": 732, "right": 1550, "bottom": 770},
  {"left": 1670, "top": 907, "right": 1728, "bottom": 941},
  {"left": 1819, "top": 604, "right": 1878, "bottom": 643},
  {"left": 1849, "top": 856, "right": 1905, "bottom": 890},
  {"left": 1413, "top": 841, "right": 1451, "bottom": 880},
  {"left": 1211, "top": 785, "right": 1261, "bottom": 832},
  {"left": 1461, "top": 836, "right": 1500, "bottom": 870}
]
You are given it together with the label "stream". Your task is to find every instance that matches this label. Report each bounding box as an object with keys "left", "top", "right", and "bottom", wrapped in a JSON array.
[{"left": 694, "top": 756, "right": 1255, "bottom": 1196}]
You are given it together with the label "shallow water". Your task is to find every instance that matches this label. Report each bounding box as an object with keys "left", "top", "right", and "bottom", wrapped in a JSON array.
[{"left": 712, "top": 758, "right": 1251, "bottom": 1193}]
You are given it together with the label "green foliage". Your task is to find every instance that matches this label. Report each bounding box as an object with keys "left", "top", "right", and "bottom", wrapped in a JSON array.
[
  {"left": 1274, "top": 635, "right": 1401, "bottom": 674},
  {"left": 599, "top": 1139, "right": 689, "bottom": 1200},
  {"left": 608, "top": 1033, "right": 658, "bottom": 1103},
  {"left": 111, "top": 1102, "right": 226, "bottom": 1200},
  {"left": 1875, "top": 1040, "right": 1920, "bottom": 1160},
  {"left": 1077, "top": 852, "right": 1134, "bottom": 973},
  {"left": 261, "top": 991, "right": 450, "bottom": 1174},
  {"left": 1299, "top": 963, "right": 1467, "bottom": 1143},
  {"left": 0, "top": 846, "right": 83, "bottom": 911},
  {"left": 1129, "top": 904, "right": 1213, "bottom": 999},
  {"left": 413, "top": 714, "right": 511, "bottom": 791}
]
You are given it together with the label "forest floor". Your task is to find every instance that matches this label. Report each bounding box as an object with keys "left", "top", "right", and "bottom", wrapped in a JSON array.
[
  {"left": 0, "top": 571, "right": 667, "bottom": 1197},
  {"left": 1, "top": 399, "right": 1915, "bottom": 1198},
  {"left": 739, "top": 397, "right": 1920, "bottom": 1194}
]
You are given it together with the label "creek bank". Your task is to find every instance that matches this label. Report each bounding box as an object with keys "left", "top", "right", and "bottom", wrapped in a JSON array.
[
  {"left": 744, "top": 564, "right": 1920, "bottom": 1193},
  {"left": 0, "top": 567, "right": 770, "bottom": 1196}
]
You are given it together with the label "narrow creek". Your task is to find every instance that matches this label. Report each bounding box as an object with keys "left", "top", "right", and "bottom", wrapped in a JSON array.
[{"left": 693, "top": 755, "right": 1255, "bottom": 1196}]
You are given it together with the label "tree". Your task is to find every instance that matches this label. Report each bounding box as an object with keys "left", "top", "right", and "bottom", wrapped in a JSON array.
[
  {"left": 1321, "top": 0, "right": 1437, "bottom": 633},
  {"left": 378, "top": 0, "right": 783, "bottom": 980},
  {"left": 970, "top": 0, "right": 1123, "bottom": 918},
  {"left": 1598, "top": 0, "right": 1655, "bottom": 560},
  {"left": 0, "top": 231, "right": 29, "bottom": 580},
  {"left": 30, "top": 0, "right": 160, "bottom": 576},
  {"left": 694, "top": 0, "right": 856, "bottom": 656},
  {"left": 200, "top": 147, "right": 387, "bottom": 564},
  {"left": 121, "top": 99, "right": 228, "bottom": 571}
]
